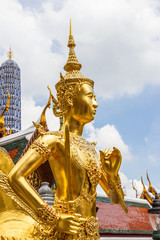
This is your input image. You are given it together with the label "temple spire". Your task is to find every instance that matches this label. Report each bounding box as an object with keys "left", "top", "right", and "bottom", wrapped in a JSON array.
[
  {"left": 8, "top": 47, "right": 13, "bottom": 60},
  {"left": 64, "top": 19, "right": 82, "bottom": 72}
]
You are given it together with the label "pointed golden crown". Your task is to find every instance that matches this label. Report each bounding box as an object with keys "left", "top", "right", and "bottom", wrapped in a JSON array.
[{"left": 56, "top": 19, "right": 94, "bottom": 91}]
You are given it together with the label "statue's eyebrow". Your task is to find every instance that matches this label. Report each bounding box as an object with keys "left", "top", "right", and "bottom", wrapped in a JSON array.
[
  {"left": 85, "top": 92, "right": 96, "bottom": 99},
  {"left": 85, "top": 91, "right": 93, "bottom": 96}
]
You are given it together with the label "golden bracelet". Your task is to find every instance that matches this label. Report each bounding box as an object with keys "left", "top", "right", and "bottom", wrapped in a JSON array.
[
  {"left": 107, "top": 177, "right": 115, "bottom": 190},
  {"left": 114, "top": 174, "right": 122, "bottom": 189},
  {"left": 107, "top": 174, "right": 121, "bottom": 190},
  {"left": 30, "top": 140, "right": 51, "bottom": 161},
  {"left": 37, "top": 204, "right": 60, "bottom": 226}
]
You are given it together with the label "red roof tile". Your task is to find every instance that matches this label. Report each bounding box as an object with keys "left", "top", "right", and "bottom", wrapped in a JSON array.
[
  {"left": 8, "top": 148, "right": 20, "bottom": 160},
  {"left": 97, "top": 202, "right": 153, "bottom": 231}
]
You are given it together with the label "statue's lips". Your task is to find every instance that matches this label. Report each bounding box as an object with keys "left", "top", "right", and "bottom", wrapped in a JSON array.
[{"left": 92, "top": 110, "right": 96, "bottom": 115}]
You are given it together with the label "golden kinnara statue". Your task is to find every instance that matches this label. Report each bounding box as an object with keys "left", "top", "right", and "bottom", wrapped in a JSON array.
[{"left": 0, "top": 21, "right": 127, "bottom": 240}]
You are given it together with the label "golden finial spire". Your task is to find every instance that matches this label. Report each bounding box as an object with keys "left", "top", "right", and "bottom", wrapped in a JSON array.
[
  {"left": 64, "top": 19, "right": 82, "bottom": 72},
  {"left": 69, "top": 18, "right": 72, "bottom": 37},
  {"left": 8, "top": 47, "right": 13, "bottom": 60}
]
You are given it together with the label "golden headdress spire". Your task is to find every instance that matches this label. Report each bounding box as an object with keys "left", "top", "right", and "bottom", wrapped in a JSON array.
[
  {"left": 59, "top": 19, "right": 93, "bottom": 86},
  {"left": 64, "top": 19, "right": 82, "bottom": 72},
  {"left": 8, "top": 48, "right": 13, "bottom": 60},
  {"left": 69, "top": 18, "right": 72, "bottom": 36}
]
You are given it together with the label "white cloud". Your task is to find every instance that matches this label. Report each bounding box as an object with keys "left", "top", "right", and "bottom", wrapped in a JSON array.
[
  {"left": 21, "top": 97, "right": 43, "bottom": 129},
  {"left": 85, "top": 122, "right": 132, "bottom": 161},
  {"left": 21, "top": 96, "right": 59, "bottom": 130},
  {"left": 0, "top": 0, "right": 160, "bottom": 102}
]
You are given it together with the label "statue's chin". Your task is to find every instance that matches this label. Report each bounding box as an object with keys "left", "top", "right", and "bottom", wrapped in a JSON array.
[{"left": 0, "top": 209, "right": 35, "bottom": 238}]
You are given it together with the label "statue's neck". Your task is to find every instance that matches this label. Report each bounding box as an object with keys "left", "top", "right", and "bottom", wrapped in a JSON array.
[{"left": 62, "top": 115, "right": 85, "bottom": 137}]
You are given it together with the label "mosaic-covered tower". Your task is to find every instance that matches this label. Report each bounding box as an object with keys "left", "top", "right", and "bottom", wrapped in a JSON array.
[{"left": 0, "top": 49, "right": 21, "bottom": 133}]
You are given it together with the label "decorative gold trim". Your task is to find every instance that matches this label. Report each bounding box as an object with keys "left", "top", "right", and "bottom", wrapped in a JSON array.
[
  {"left": 37, "top": 204, "right": 59, "bottom": 226},
  {"left": 30, "top": 140, "right": 51, "bottom": 162}
]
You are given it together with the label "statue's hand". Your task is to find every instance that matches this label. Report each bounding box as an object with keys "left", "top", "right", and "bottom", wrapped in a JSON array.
[
  {"left": 100, "top": 147, "right": 122, "bottom": 176},
  {"left": 57, "top": 213, "right": 80, "bottom": 235}
]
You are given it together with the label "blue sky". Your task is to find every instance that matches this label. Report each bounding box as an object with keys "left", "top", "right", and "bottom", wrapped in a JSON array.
[
  {"left": 0, "top": 0, "right": 160, "bottom": 196},
  {"left": 97, "top": 85, "right": 160, "bottom": 185}
]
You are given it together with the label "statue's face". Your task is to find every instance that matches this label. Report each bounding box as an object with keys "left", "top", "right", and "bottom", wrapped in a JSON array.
[{"left": 71, "top": 83, "right": 98, "bottom": 124}]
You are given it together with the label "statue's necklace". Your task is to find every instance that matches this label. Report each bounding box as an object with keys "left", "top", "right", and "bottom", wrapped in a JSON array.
[{"left": 69, "top": 133, "right": 101, "bottom": 190}]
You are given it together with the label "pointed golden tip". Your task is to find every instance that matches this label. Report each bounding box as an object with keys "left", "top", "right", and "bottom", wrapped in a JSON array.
[
  {"left": 141, "top": 175, "right": 146, "bottom": 189},
  {"left": 69, "top": 18, "right": 72, "bottom": 36},
  {"left": 8, "top": 47, "right": 13, "bottom": 60},
  {"left": 141, "top": 174, "right": 143, "bottom": 183},
  {"left": 146, "top": 169, "right": 152, "bottom": 186},
  {"left": 64, "top": 19, "right": 82, "bottom": 71}
]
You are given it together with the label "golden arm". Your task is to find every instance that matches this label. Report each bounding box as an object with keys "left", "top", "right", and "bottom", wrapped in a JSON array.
[
  {"left": 99, "top": 171, "right": 124, "bottom": 204},
  {"left": 8, "top": 135, "right": 55, "bottom": 211}
]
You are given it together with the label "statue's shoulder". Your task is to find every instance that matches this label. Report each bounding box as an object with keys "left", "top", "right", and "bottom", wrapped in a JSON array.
[
  {"left": 46, "top": 130, "right": 64, "bottom": 138},
  {"left": 37, "top": 130, "right": 64, "bottom": 149}
]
